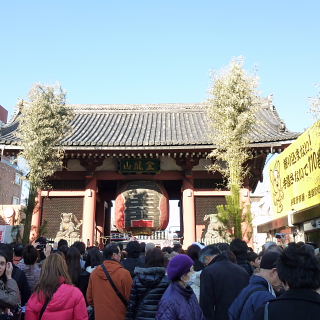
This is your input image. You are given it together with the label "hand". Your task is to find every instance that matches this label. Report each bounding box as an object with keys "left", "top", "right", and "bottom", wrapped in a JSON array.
[
  {"left": 5, "top": 262, "right": 13, "bottom": 279},
  {"left": 44, "top": 244, "right": 52, "bottom": 258},
  {"left": 32, "top": 241, "right": 39, "bottom": 248}
]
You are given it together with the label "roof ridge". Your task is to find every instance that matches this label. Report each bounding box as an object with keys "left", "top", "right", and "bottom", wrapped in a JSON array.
[{"left": 68, "top": 103, "right": 206, "bottom": 112}]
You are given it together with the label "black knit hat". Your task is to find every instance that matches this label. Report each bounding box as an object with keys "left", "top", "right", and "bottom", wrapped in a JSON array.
[{"left": 260, "top": 251, "right": 280, "bottom": 269}]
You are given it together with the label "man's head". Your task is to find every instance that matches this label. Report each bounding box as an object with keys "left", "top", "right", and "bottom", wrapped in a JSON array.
[
  {"left": 277, "top": 243, "right": 320, "bottom": 290},
  {"left": 230, "top": 238, "right": 248, "bottom": 259},
  {"left": 199, "top": 244, "right": 220, "bottom": 266},
  {"left": 125, "top": 241, "right": 141, "bottom": 259},
  {"left": 103, "top": 243, "right": 121, "bottom": 262},
  {"left": 258, "top": 251, "right": 281, "bottom": 287}
]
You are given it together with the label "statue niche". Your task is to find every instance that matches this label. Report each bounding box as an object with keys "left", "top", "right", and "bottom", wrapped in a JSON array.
[{"left": 55, "top": 212, "right": 82, "bottom": 243}]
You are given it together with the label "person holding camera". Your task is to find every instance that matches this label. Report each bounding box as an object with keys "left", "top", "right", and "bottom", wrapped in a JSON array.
[{"left": 0, "top": 251, "right": 20, "bottom": 319}]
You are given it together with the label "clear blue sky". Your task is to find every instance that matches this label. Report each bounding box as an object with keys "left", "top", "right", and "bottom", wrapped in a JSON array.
[{"left": 1, "top": 1, "right": 319, "bottom": 132}]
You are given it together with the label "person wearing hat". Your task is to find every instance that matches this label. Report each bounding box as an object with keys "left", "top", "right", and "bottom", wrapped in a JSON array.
[
  {"left": 156, "top": 254, "right": 205, "bottom": 320},
  {"left": 228, "top": 251, "right": 282, "bottom": 320}
]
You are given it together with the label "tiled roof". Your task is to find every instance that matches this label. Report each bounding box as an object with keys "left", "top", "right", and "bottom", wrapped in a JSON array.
[{"left": 0, "top": 102, "right": 299, "bottom": 150}]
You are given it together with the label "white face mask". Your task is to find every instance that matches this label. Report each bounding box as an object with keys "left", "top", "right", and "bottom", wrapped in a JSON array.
[{"left": 181, "top": 267, "right": 194, "bottom": 286}]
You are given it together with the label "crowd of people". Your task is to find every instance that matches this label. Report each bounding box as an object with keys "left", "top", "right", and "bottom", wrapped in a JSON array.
[{"left": 0, "top": 238, "right": 319, "bottom": 320}]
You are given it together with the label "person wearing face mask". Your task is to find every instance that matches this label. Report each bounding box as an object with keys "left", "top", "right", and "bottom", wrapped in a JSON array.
[
  {"left": 156, "top": 254, "right": 205, "bottom": 320},
  {"left": 0, "top": 251, "right": 20, "bottom": 318},
  {"left": 228, "top": 251, "right": 281, "bottom": 320}
]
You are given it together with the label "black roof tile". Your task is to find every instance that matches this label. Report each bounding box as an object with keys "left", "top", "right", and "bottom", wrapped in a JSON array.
[{"left": 0, "top": 102, "right": 300, "bottom": 149}]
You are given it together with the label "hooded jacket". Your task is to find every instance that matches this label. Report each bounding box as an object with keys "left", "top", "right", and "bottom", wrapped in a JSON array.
[
  {"left": 156, "top": 281, "right": 205, "bottom": 320},
  {"left": 26, "top": 283, "right": 88, "bottom": 320},
  {"left": 228, "top": 275, "right": 276, "bottom": 320},
  {"left": 126, "top": 267, "right": 169, "bottom": 320},
  {"left": 87, "top": 259, "right": 133, "bottom": 320}
]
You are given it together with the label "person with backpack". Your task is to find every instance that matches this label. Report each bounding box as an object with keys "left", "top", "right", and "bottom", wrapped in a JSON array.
[{"left": 228, "top": 251, "right": 281, "bottom": 320}]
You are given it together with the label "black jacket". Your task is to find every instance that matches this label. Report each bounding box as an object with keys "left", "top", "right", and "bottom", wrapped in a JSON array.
[
  {"left": 200, "top": 253, "right": 249, "bottom": 320},
  {"left": 236, "top": 258, "right": 253, "bottom": 276},
  {"left": 122, "top": 257, "right": 145, "bottom": 278},
  {"left": 253, "top": 289, "right": 320, "bottom": 320},
  {"left": 126, "top": 266, "right": 169, "bottom": 320}
]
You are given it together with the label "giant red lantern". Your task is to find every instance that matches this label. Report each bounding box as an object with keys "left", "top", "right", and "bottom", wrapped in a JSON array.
[{"left": 115, "top": 181, "right": 169, "bottom": 235}]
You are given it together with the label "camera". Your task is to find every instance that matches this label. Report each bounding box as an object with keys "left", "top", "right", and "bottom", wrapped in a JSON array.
[{"left": 35, "top": 237, "right": 54, "bottom": 250}]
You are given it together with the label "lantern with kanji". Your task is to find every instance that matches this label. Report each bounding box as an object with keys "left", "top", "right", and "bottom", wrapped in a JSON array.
[{"left": 115, "top": 181, "right": 169, "bottom": 235}]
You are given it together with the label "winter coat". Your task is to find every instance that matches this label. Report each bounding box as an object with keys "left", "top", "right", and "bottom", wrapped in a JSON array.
[
  {"left": 200, "top": 253, "right": 249, "bottom": 320},
  {"left": 122, "top": 258, "right": 145, "bottom": 278},
  {"left": 26, "top": 283, "right": 88, "bottom": 320},
  {"left": 190, "top": 270, "right": 201, "bottom": 302},
  {"left": 126, "top": 267, "right": 169, "bottom": 320},
  {"left": 87, "top": 259, "right": 133, "bottom": 320},
  {"left": 17, "top": 262, "right": 41, "bottom": 292},
  {"left": 156, "top": 281, "right": 205, "bottom": 320},
  {"left": 12, "top": 264, "right": 31, "bottom": 306},
  {"left": 0, "top": 278, "right": 20, "bottom": 313},
  {"left": 228, "top": 275, "right": 276, "bottom": 320},
  {"left": 253, "top": 289, "right": 320, "bottom": 320}
]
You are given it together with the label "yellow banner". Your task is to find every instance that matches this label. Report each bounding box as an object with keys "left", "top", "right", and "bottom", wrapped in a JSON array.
[{"left": 269, "top": 121, "right": 320, "bottom": 217}]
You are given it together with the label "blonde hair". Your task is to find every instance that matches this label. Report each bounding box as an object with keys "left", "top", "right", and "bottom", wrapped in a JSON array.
[{"left": 36, "top": 253, "right": 72, "bottom": 300}]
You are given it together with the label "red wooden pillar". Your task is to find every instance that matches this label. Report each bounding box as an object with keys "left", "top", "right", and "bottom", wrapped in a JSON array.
[
  {"left": 82, "top": 177, "right": 97, "bottom": 246},
  {"left": 182, "top": 177, "right": 196, "bottom": 249}
]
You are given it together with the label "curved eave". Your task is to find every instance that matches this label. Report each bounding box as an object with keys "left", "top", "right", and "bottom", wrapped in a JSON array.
[{"left": 0, "top": 138, "right": 298, "bottom": 153}]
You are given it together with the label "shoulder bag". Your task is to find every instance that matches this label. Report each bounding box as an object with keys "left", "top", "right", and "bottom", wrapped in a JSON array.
[{"left": 100, "top": 264, "right": 128, "bottom": 307}]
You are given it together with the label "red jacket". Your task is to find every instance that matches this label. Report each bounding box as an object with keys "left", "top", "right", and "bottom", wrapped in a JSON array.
[{"left": 26, "top": 284, "right": 88, "bottom": 320}]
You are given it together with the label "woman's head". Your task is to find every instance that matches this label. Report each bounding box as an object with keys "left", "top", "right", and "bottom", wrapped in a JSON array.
[
  {"left": 145, "top": 248, "right": 166, "bottom": 267},
  {"left": 0, "top": 251, "right": 8, "bottom": 279},
  {"left": 37, "top": 253, "right": 71, "bottom": 299},
  {"left": 85, "top": 247, "right": 103, "bottom": 268},
  {"left": 167, "top": 254, "right": 194, "bottom": 283},
  {"left": 186, "top": 244, "right": 201, "bottom": 262},
  {"left": 277, "top": 243, "right": 320, "bottom": 290}
]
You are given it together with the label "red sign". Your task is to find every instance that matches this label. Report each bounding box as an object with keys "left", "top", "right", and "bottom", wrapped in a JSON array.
[{"left": 131, "top": 220, "right": 154, "bottom": 228}]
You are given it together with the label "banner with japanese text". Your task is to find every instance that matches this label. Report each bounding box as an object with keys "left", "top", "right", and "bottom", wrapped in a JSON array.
[{"left": 269, "top": 121, "right": 320, "bottom": 217}]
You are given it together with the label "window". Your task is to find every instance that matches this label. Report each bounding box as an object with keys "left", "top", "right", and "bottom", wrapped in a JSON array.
[
  {"left": 15, "top": 173, "right": 21, "bottom": 185},
  {"left": 12, "top": 196, "right": 20, "bottom": 205}
]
